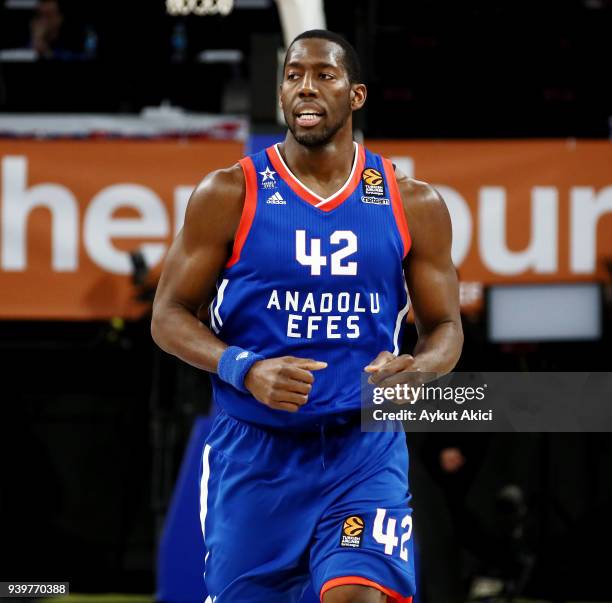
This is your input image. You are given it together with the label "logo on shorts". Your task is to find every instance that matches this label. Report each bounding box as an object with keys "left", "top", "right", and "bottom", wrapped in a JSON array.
[
  {"left": 361, "top": 168, "right": 386, "bottom": 198},
  {"left": 339, "top": 515, "right": 365, "bottom": 548}
]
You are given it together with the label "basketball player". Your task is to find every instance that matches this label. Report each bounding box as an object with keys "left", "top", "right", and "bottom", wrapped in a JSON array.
[{"left": 152, "top": 30, "right": 462, "bottom": 603}]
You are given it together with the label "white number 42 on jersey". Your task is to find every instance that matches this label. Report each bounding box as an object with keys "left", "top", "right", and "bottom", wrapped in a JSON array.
[
  {"left": 295, "top": 229, "right": 358, "bottom": 276},
  {"left": 373, "top": 508, "right": 413, "bottom": 562}
]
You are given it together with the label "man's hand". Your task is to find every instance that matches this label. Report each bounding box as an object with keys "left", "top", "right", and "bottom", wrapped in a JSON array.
[
  {"left": 244, "top": 356, "right": 327, "bottom": 413},
  {"left": 365, "top": 351, "right": 425, "bottom": 387}
]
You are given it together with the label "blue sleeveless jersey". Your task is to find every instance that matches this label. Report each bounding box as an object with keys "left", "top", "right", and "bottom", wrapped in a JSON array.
[{"left": 209, "top": 142, "right": 411, "bottom": 430}]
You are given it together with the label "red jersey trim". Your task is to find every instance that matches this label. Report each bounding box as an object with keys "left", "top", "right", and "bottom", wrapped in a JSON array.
[
  {"left": 382, "top": 156, "right": 412, "bottom": 258},
  {"left": 225, "top": 157, "right": 258, "bottom": 268},
  {"left": 320, "top": 576, "right": 413, "bottom": 603},
  {"left": 266, "top": 143, "right": 366, "bottom": 212}
]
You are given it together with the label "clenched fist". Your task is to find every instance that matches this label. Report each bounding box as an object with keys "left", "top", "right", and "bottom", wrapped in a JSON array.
[{"left": 245, "top": 356, "right": 327, "bottom": 413}]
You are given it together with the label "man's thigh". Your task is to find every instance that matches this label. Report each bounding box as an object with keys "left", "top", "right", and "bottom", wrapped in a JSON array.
[
  {"left": 310, "top": 431, "right": 416, "bottom": 603},
  {"left": 201, "top": 417, "right": 317, "bottom": 602}
]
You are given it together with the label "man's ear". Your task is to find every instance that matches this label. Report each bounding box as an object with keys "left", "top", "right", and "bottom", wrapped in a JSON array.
[{"left": 351, "top": 83, "right": 367, "bottom": 110}]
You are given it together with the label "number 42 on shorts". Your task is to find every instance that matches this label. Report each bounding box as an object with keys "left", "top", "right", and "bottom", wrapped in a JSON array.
[{"left": 373, "top": 508, "right": 413, "bottom": 562}]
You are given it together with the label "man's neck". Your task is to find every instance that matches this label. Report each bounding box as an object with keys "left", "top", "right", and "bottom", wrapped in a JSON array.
[{"left": 279, "top": 130, "right": 356, "bottom": 184}]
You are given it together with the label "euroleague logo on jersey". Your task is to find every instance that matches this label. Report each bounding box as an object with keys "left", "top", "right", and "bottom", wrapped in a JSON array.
[
  {"left": 339, "top": 515, "right": 365, "bottom": 548},
  {"left": 362, "top": 168, "right": 383, "bottom": 186},
  {"left": 361, "top": 168, "right": 389, "bottom": 205}
]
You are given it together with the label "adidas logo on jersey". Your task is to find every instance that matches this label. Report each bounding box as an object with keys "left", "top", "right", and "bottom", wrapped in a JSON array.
[{"left": 266, "top": 192, "right": 286, "bottom": 205}]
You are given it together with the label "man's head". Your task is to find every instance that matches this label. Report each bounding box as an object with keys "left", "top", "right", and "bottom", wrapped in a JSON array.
[{"left": 280, "top": 30, "right": 366, "bottom": 148}]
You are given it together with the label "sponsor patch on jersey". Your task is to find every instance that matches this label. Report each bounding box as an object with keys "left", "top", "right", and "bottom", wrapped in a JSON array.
[
  {"left": 339, "top": 515, "right": 365, "bottom": 548},
  {"left": 361, "top": 168, "right": 385, "bottom": 197},
  {"left": 361, "top": 195, "right": 390, "bottom": 205}
]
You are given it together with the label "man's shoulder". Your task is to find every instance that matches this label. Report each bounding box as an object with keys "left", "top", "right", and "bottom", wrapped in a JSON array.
[
  {"left": 392, "top": 169, "right": 450, "bottom": 244},
  {"left": 181, "top": 163, "right": 246, "bottom": 243},
  {"left": 393, "top": 169, "right": 441, "bottom": 209},
  {"left": 191, "top": 162, "right": 245, "bottom": 206},
  {"left": 395, "top": 167, "right": 440, "bottom": 204}
]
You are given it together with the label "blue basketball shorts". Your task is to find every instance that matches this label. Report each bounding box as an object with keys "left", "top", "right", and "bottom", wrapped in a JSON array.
[{"left": 199, "top": 410, "right": 416, "bottom": 602}]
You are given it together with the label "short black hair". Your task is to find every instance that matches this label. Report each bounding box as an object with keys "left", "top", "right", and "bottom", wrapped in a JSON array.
[{"left": 284, "top": 29, "right": 362, "bottom": 84}]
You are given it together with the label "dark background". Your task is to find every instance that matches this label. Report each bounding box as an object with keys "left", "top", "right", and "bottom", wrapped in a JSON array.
[{"left": 1, "top": 0, "right": 611, "bottom": 137}]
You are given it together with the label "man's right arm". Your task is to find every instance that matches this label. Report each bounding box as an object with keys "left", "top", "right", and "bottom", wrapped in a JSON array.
[
  {"left": 150, "top": 163, "right": 326, "bottom": 412},
  {"left": 151, "top": 164, "right": 244, "bottom": 372}
]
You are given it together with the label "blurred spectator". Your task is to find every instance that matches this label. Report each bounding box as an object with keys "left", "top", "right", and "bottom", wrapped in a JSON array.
[
  {"left": 408, "top": 434, "right": 493, "bottom": 603},
  {"left": 30, "top": 0, "right": 63, "bottom": 58},
  {"left": 30, "top": 0, "right": 93, "bottom": 60},
  {"left": 439, "top": 446, "right": 466, "bottom": 474}
]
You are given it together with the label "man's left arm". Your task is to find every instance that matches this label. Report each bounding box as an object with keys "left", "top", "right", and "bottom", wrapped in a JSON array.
[{"left": 366, "top": 173, "right": 463, "bottom": 384}]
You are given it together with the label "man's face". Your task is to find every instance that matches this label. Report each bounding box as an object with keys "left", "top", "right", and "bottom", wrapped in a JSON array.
[{"left": 280, "top": 38, "right": 357, "bottom": 148}]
